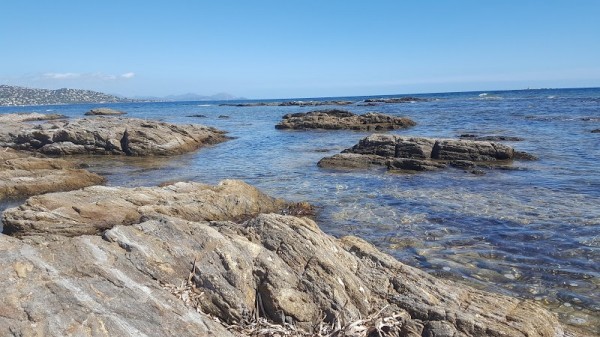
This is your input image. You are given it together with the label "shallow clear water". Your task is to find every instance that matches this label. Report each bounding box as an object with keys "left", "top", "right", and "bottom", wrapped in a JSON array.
[{"left": 1, "top": 88, "right": 599, "bottom": 333}]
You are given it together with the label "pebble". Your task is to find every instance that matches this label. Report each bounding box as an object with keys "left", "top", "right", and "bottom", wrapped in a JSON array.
[
  {"left": 504, "top": 273, "right": 516, "bottom": 280},
  {"left": 442, "top": 266, "right": 451, "bottom": 271}
]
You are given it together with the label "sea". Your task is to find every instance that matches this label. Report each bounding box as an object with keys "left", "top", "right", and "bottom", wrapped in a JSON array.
[{"left": 1, "top": 87, "right": 599, "bottom": 334}]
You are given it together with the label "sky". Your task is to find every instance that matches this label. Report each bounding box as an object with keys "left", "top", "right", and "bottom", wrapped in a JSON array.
[{"left": 1, "top": 1, "right": 599, "bottom": 99}]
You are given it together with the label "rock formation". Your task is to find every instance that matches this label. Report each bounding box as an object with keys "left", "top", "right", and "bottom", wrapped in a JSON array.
[
  {"left": 220, "top": 100, "right": 354, "bottom": 107},
  {"left": 0, "top": 148, "right": 104, "bottom": 200},
  {"left": 84, "top": 107, "right": 127, "bottom": 116},
  {"left": 319, "top": 134, "right": 533, "bottom": 173},
  {"left": 1, "top": 180, "right": 582, "bottom": 337},
  {"left": 363, "top": 97, "right": 429, "bottom": 104},
  {"left": 275, "top": 109, "right": 416, "bottom": 131},
  {"left": 0, "top": 112, "right": 67, "bottom": 123},
  {"left": 0, "top": 116, "right": 229, "bottom": 156}
]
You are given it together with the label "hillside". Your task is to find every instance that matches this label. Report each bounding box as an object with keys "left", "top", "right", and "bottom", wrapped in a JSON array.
[{"left": 0, "top": 85, "right": 136, "bottom": 106}]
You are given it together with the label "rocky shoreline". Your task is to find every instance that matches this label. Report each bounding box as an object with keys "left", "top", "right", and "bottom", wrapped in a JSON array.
[{"left": 0, "top": 112, "right": 590, "bottom": 336}]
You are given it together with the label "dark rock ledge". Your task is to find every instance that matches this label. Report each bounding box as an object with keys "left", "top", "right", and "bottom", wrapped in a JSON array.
[
  {"left": 319, "top": 134, "right": 536, "bottom": 173},
  {"left": 275, "top": 109, "right": 416, "bottom": 131},
  {"left": 0, "top": 180, "right": 584, "bottom": 337}
]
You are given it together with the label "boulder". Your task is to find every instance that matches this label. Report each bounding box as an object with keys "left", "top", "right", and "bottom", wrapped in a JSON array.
[
  {"left": 0, "top": 117, "right": 229, "bottom": 156},
  {"left": 0, "top": 180, "right": 578, "bottom": 336},
  {"left": 84, "top": 107, "right": 127, "bottom": 115},
  {"left": 275, "top": 110, "right": 416, "bottom": 131},
  {"left": 0, "top": 148, "right": 104, "bottom": 200},
  {"left": 319, "top": 134, "right": 530, "bottom": 173}
]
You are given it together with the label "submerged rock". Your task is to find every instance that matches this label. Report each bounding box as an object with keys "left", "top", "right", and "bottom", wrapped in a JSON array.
[
  {"left": 459, "top": 134, "right": 525, "bottom": 141},
  {"left": 0, "top": 180, "right": 576, "bottom": 336},
  {"left": 0, "top": 117, "right": 229, "bottom": 156},
  {"left": 364, "top": 97, "right": 429, "bottom": 103},
  {"left": 275, "top": 109, "right": 416, "bottom": 131},
  {"left": 0, "top": 149, "right": 104, "bottom": 200},
  {"left": 592, "top": 129, "right": 600, "bottom": 133},
  {"left": 220, "top": 100, "right": 354, "bottom": 107},
  {"left": 84, "top": 107, "right": 127, "bottom": 116},
  {"left": 319, "top": 134, "right": 531, "bottom": 173}
]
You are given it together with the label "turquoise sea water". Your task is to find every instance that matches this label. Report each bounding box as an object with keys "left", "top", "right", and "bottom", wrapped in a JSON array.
[{"left": 1, "top": 88, "right": 599, "bottom": 333}]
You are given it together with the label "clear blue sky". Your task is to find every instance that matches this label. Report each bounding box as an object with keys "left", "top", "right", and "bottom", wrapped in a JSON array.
[{"left": 1, "top": 1, "right": 599, "bottom": 99}]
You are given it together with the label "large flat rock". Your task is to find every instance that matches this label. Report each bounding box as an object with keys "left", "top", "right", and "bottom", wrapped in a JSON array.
[
  {"left": 0, "top": 116, "right": 229, "bottom": 156},
  {"left": 0, "top": 149, "right": 104, "bottom": 200},
  {"left": 1, "top": 180, "right": 582, "bottom": 336},
  {"left": 275, "top": 109, "right": 416, "bottom": 131},
  {"left": 2, "top": 180, "right": 311, "bottom": 237}
]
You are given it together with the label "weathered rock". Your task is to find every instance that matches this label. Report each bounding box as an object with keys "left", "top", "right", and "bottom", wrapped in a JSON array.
[
  {"left": 0, "top": 149, "right": 104, "bottom": 200},
  {"left": 84, "top": 107, "right": 127, "bottom": 115},
  {"left": 0, "top": 179, "right": 578, "bottom": 336},
  {"left": 276, "top": 109, "right": 416, "bottom": 131},
  {"left": 0, "top": 112, "right": 67, "bottom": 123},
  {"left": 0, "top": 233, "right": 233, "bottom": 337},
  {"left": 0, "top": 117, "right": 229, "bottom": 156},
  {"left": 364, "top": 97, "right": 429, "bottom": 103},
  {"left": 459, "top": 134, "right": 524, "bottom": 141},
  {"left": 2, "top": 180, "right": 312, "bottom": 237},
  {"left": 220, "top": 100, "right": 354, "bottom": 107},
  {"left": 319, "top": 134, "right": 531, "bottom": 173}
]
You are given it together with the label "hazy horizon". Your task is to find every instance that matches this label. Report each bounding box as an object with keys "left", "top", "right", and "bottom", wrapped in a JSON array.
[{"left": 1, "top": 1, "right": 599, "bottom": 99}]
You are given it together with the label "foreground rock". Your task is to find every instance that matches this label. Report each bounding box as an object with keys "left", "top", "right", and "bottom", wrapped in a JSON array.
[
  {"left": 84, "top": 107, "right": 127, "bottom": 115},
  {"left": 2, "top": 180, "right": 311, "bottom": 237},
  {"left": 319, "top": 134, "right": 532, "bottom": 173},
  {"left": 220, "top": 100, "right": 354, "bottom": 107},
  {"left": 0, "top": 117, "right": 228, "bottom": 156},
  {"left": 0, "top": 148, "right": 104, "bottom": 200},
  {"left": 1, "top": 180, "right": 582, "bottom": 336},
  {"left": 276, "top": 109, "right": 416, "bottom": 131}
]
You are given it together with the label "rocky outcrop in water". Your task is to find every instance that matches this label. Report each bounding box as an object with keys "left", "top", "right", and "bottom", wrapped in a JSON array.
[
  {"left": 84, "top": 107, "right": 127, "bottom": 116},
  {"left": 459, "top": 134, "right": 524, "bottom": 141},
  {"left": 319, "top": 134, "right": 531, "bottom": 173},
  {"left": 592, "top": 129, "right": 600, "bottom": 133},
  {"left": 0, "top": 179, "right": 577, "bottom": 336},
  {"left": 0, "top": 148, "right": 104, "bottom": 200},
  {"left": 220, "top": 100, "right": 354, "bottom": 107},
  {"left": 0, "top": 117, "right": 228, "bottom": 156},
  {"left": 275, "top": 109, "right": 416, "bottom": 131},
  {"left": 363, "top": 97, "right": 429, "bottom": 104}
]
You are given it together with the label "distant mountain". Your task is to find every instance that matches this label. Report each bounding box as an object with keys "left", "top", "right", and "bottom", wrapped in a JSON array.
[
  {"left": 137, "top": 92, "right": 246, "bottom": 102},
  {"left": 0, "top": 85, "right": 138, "bottom": 106}
]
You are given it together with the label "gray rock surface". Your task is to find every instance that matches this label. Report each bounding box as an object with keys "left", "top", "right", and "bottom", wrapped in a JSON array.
[
  {"left": 319, "top": 134, "right": 528, "bottom": 173},
  {"left": 275, "top": 109, "right": 416, "bottom": 131},
  {"left": 0, "top": 117, "right": 228, "bottom": 156},
  {"left": 0, "top": 112, "right": 67, "bottom": 123},
  {"left": 84, "top": 107, "right": 127, "bottom": 115},
  {"left": 0, "top": 148, "right": 104, "bottom": 200},
  {"left": 1, "top": 180, "right": 582, "bottom": 336}
]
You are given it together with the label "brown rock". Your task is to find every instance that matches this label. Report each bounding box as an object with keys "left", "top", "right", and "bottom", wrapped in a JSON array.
[
  {"left": 320, "top": 134, "right": 531, "bottom": 173},
  {"left": 275, "top": 109, "right": 416, "bottom": 131},
  {"left": 2, "top": 180, "right": 311, "bottom": 237},
  {"left": 0, "top": 180, "right": 584, "bottom": 336},
  {"left": 1, "top": 117, "right": 229, "bottom": 156},
  {"left": 0, "top": 149, "right": 104, "bottom": 200},
  {"left": 84, "top": 107, "right": 127, "bottom": 115}
]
